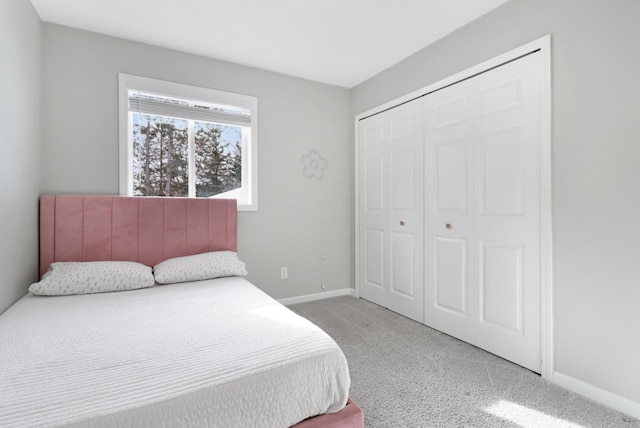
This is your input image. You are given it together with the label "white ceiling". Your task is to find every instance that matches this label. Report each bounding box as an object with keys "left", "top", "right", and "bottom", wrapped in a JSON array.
[{"left": 30, "top": 0, "right": 510, "bottom": 88}]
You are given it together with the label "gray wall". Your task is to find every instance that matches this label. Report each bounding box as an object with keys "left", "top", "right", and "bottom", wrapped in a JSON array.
[
  {"left": 0, "top": 0, "right": 42, "bottom": 313},
  {"left": 41, "top": 24, "right": 353, "bottom": 301},
  {"left": 353, "top": 0, "right": 640, "bottom": 406}
]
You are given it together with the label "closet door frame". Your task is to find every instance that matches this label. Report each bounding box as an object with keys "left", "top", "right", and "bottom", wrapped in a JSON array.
[{"left": 354, "top": 35, "right": 552, "bottom": 379}]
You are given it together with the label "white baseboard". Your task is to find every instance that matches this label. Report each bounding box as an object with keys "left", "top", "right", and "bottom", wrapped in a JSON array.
[
  {"left": 278, "top": 288, "right": 356, "bottom": 306},
  {"left": 550, "top": 371, "right": 640, "bottom": 420}
]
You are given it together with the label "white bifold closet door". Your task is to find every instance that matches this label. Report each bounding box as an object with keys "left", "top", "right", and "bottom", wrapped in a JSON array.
[
  {"left": 358, "top": 98, "right": 424, "bottom": 323},
  {"left": 424, "top": 52, "right": 542, "bottom": 372}
]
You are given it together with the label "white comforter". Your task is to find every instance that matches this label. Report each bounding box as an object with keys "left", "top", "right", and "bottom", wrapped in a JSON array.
[{"left": 0, "top": 278, "right": 350, "bottom": 427}]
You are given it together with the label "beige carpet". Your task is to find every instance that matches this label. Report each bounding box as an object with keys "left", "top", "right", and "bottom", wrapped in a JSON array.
[{"left": 289, "top": 296, "right": 639, "bottom": 428}]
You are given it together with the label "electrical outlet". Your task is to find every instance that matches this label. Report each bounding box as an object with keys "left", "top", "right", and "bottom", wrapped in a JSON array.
[{"left": 280, "top": 267, "right": 288, "bottom": 280}]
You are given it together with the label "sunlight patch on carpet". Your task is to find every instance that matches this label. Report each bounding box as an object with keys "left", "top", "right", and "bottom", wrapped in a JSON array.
[{"left": 485, "top": 400, "right": 585, "bottom": 428}]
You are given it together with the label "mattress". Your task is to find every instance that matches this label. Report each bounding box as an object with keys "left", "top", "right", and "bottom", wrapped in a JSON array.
[{"left": 0, "top": 277, "right": 350, "bottom": 427}]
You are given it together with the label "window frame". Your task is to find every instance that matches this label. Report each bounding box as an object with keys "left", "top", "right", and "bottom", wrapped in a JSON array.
[{"left": 118, "top": 73, "right": 258, "bottom": 211}]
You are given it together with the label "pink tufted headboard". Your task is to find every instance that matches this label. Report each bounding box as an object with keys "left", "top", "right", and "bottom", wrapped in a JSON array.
[{"left": 39, "top": 195, "right": 238, "bottom": 277}]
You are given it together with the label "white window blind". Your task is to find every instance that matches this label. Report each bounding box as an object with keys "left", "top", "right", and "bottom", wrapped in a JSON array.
[{"left": 128, "top": 92, "right": 251, "bottom": 127}]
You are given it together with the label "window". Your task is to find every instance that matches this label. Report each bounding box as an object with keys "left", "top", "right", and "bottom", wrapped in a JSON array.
[{"left": 118, "top": 74, "right": 258, "bottom": 210}]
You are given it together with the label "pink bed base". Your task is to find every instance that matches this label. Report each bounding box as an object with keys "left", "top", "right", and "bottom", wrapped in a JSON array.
[
  {"left": 293, "top": 399, "right": 364, "bottom": 428},
  {"left": 38, "top": 195, "right": 364, "bottom": 428}
]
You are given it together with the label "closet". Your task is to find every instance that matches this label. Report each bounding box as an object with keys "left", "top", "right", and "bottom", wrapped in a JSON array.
[{"left": 356, "top": 45, "right": 547, "bottom": 373}]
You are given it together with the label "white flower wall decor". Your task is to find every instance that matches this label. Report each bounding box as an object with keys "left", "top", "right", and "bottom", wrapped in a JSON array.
[{"left": 301, "top": 149, "right": 328, "bottom": 180}]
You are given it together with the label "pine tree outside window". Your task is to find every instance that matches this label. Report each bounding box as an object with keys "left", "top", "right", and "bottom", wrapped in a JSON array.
[{"left": 119, "top": 74, "right": 258, "bottom": 210}]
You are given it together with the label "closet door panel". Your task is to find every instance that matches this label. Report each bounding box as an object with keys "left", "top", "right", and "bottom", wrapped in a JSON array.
[
  {"left": 364, "top": 229, "right": 385, "bottom": 289},
  {"left": 434, "top": 236, "right": 468, "bottom": 316},
  {"left": 473, "top": 52, "right": 542, "bottom": 372},
  {"left": 387, "top": 100, "right": 424, "bottom": 322},
  {"left": 479, "top": 242, "right": 524, "bottom": 333},
  {"left": 391, "top": 146, "right": 417, "bottom": 210},
  {"left": 480, "top": 127, "right": 524, "bottom": 216},
  {"left": 436, "top": 139, "right": 468, "bottom": 213},
  {"left": 425, "top": 78, "right": 475, "bottom": 338},
  {"left": 358, "top": 98, "right": 424, "bottom": 322},
  {"left": 359, "top": 119, "right": 388, "bottom": 307},
  {"left": 363, "top": 126, "right": 385, "bottom": 212},
  {"left": 364, "top": 155, "right": 385, "bottom": 212},
  {"left": 390, "top": 231, "right": 415, "bottom": 297}
]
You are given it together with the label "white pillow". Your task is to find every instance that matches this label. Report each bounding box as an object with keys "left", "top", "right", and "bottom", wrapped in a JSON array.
[
  {"left": 153, "top": 251, "right": 248, "bottom": 284},
  {"left": 29, "top": 261, "right": 155, "bottom": 296}
]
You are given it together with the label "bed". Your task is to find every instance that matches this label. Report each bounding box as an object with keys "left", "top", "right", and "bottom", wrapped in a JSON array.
[{"left": 0, "top": 195, "right": 364, "bottom": 428}]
